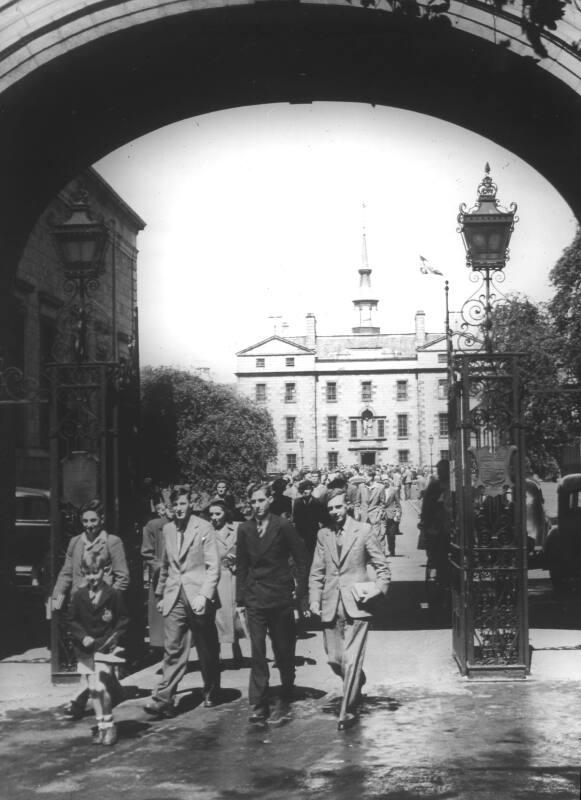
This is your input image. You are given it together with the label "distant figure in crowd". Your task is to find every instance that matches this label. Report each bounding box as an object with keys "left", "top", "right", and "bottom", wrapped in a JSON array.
[
  {"left": 213, "top": 479, "right": 238, "bottom": 519},
  {"left": 309, "top": 489, "right": 391, "bottom": 730},
  {"left": 268, "top": 477, "right": 293, "bottom": 519},
  {"left": 384, "top": 481, "right": 402, "bottom": 557},
  {"left": 236, "top": 483, "right": 309, "bottom": 724},
  {"left": 357, "top": 471, "right": 386, "bottom": 539},
  {"left": 292, "top": 479, "right": 326, "bottom": 564},
  {"left": 141, "top": 501, "right": 169, "bottom": 651},
  {"left": 52, "top": 499, "right": 130, "bottom": 720},
  {"left": 402, "top": 467, "right": 414, "bottom": 500},
  {"left": 145, "top": 488, "right": 221, "bottom": 718},
  {"left": 207, "top": 499, "right": 244, "bottom": 664},
  {"left": 69, "top": 551, "right": 129, "bottom": 746}
]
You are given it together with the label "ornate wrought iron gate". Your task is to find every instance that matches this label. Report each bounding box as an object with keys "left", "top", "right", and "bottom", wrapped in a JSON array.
[
  {"left": 449, "top": 353, "right": 529, "bottom": 678},
  {"left": 48, "top": 359, "right": 142, "bottom": 682}
]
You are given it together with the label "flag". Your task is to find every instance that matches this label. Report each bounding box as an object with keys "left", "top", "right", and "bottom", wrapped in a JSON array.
[{"left": 419, "top": 255, "right": 443, "bottom": 276}]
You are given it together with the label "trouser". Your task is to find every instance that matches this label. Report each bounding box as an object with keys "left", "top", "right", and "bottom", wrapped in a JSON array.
[
  {"left": 385, "top": 518, "right": 399, "bottom": 556},
  {"left": 322, "top": 601, "right": 369, "bottom": 720},
  {"left": 154, "top": 588, "right": 220, "bottom": 706},
  {"left": 404, "top": 483, "right": 412, "bottom": 499},
  {"left": 246, "top": 604, "right": 296, "bottom": 710}
]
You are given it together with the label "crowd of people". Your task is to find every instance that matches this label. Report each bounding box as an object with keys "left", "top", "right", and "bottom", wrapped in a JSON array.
[{"left": 51, "top": 461, "right": 449, "bottom": 746}]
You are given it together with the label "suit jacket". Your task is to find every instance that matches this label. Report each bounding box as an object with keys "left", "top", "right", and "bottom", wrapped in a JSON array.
[
  {"left": 236, "top": 513, "right": 308, "bottom": 609},
  {"left": 156, "top": 514, "right": 221, "bottom": 616},
  {"left": 309, "top": 515, "right": 391, "bottom": 621},
  {"left": 69, "top": 584, "right": 129, "bottom": 653},
  {"left": 384, "top": 486, "right": 402, "bottom": 521},
  {"left": 292, "top": 496, "right": 326, "bottom": 541}
]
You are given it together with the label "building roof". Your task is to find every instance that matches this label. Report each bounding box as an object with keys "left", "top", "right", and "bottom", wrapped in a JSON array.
[{"left": 286, "top": 332, "right": 443, "bottom": 360}]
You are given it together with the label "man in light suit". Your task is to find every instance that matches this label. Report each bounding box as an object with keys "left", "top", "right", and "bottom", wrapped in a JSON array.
[
  {"left": 236, "top": 483, "right": 309, "bottom": 724},
  {"left": 309, "top": 488, "right": 390, "bottom": 730},
  {"left": 144, "top": 488, "right": 221, "bottom": 717}
]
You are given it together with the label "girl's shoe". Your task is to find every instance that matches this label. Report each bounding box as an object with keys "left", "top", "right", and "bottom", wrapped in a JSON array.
[
  {"left": 92, "top": 727, "right": 105, "bottom": 745},
  {"left": 101, "top": 723, "right": 118, "bottom": 746}
]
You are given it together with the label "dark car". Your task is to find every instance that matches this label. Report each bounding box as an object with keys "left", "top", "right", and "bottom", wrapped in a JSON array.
[
  {"left": 542, "top": 474, "right": 581, "bottom": 591},
  {"left": 12, "top": 487, "right": 50, "bottom": 588}
]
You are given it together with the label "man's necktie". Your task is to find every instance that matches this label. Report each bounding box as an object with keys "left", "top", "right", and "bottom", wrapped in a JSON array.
[
  {"left": 176, "top": 528, "right": 183, "bottom": 554},
  {"left": 336, "top": 527, "right": 343, "bottom": 558}
]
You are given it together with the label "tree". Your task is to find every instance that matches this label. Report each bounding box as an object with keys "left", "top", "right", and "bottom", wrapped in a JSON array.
[
  {"left": 549, "top": 226, "right": 581, "bottom": 381},
  {"left": 489, "top": 295, "right": 570, "bottom": 478},
  {"left": 140, "top": 367, "right": 277, "bottom": 498}
]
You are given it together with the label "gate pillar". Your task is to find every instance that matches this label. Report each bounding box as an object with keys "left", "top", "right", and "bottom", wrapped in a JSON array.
[{"left": 449, "top": 353, "right": 529, "bottom": 678}]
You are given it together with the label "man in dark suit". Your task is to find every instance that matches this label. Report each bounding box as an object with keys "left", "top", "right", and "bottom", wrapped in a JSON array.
[
  {"left": 236, "top": 483, "right": 309, "bottom": 724},
  {"left": 144, "top": 488, "right": 221, "bottom": 718},
  {"left": 292, "top": 479, "right": 326, "bottom": 564}
]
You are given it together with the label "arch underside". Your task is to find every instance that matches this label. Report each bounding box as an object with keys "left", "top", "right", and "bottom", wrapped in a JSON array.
[{"left": 1, "top": 2, "right": 580, "bottom": 273}]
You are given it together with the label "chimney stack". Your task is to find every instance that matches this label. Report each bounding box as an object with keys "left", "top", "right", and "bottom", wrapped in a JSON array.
[
  {"left": 415, "top": 310, "right": 426, "bottom": 348},
  {"left": 306, "top": 313, "right": 317, "bottom": 349}
]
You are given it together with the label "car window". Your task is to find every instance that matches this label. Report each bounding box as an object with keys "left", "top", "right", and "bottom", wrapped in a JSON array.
[{"left": 16, "top": 495, "right": 50, "bottom": 521}]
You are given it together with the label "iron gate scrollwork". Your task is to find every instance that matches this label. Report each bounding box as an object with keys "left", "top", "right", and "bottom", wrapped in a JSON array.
[{"left": 449, "top": 353, "right": 529, "bottom": 678}]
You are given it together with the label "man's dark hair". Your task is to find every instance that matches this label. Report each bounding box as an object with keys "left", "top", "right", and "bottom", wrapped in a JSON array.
[
  {"left": 170, "top": 486, "right": 192, "bottom": 504},
  {"left": 247, "top": 482, "right": 272, "bottom": 498},
  {"left": 79, "top": 498, "right": 104, "bottom": 519},
  {"left": 298, "top": 479, "right": 314, "bottom": 493},
  {"left": 327, "top": 487, "right": 346, "bottom": 502}
]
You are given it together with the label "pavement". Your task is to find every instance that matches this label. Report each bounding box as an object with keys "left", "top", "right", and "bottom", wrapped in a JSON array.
[{"left": 1, "top": 494, "right": 580, "bottom": 799}]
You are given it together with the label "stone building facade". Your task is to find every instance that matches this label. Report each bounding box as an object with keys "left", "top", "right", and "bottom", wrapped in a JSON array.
[
  {"left": 10, "top": 168, "right": 145, "bottom": 488},
  {"left": 236, "top": 249, "right": 450, "bottom": 473}
]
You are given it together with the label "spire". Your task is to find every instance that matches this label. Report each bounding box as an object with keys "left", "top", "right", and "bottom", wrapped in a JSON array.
[{"left": 352, "top": 209, "right": 380, "bottom": 334}]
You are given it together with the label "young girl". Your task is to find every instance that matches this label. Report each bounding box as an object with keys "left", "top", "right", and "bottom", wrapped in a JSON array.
[
  {"left": 69, "top": 552, "right": 129, "bottom": 745},
  {"left": 52, "top": 499, "right": 129, "bottom": 719}
]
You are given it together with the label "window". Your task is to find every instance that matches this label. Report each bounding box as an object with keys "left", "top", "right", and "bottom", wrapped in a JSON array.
[
  {"left": 439, "top": 413, "right": 449, "bottom": 437},
  {"left": 361, "top": 381, "right": 372, "bottom": 402},
  {"left": 397, "top": 414, "right": 408, "bottom": 439},
  {"left": 285, "top": 357, "right": 295, "bottom": 367},
  {"left": 327, "top": 416, "right": 338, "bottom": 440},
  {"left": 255, "top": 383, "right": 266, "bottom": 402},
  {"left": 285, "top": 417, "right": 296, "bottom": 441},
  {"left": 285, "top": 382, "right": 296, "bottom": 402},
  {"left": 287, "top": 453, "right": 297, "bottom": 471},
  {"left": 396, "top": 380, "right": 408, "bottom": 401},
  {"left": 437, "top": 353, "right": 448, "bottom": 364},
  {"left": 398, "top": 449, "right": 410, "bottom": 464},
  {"left": 256, "top": 357, "right": 265, "bottom": 368},
  {"left": 438, "top": 378, "right": 448, "bottom": 399},
  {"left": 328, "top": 451, "right": 339, "bottom": 470},
  {"left": 377, "top": 419, "right": 385, "bottom": 438},
  {"left": 440, "top": 449, "right": 450, "bottom": 461},
  {"left": 326, "top": 382, "right": 337, "bottom": 402},
  {"left": 350, "top": 419, "right": 358, "bottom": 439}
]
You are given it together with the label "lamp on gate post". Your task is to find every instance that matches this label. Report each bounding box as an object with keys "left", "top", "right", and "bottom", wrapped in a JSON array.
[
  {"left": 51, "top": 190, "right": 109, "bottom": 361},
  {"left": 299, "top": 438, "right": 304, "bottom": 467},
  {"left": 428, "top": 435, "right": 434, "bottom": 476},
  {"left": 457, "top": 163, "right": 517, "bottom": 352}
]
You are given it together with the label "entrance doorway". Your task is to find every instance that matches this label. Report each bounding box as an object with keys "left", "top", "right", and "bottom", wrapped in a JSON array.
[{"left": 360, "top": 451, "right": 376, "bottom": 466}]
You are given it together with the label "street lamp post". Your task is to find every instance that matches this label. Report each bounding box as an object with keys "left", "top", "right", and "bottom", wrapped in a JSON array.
[
  {"left": 428, "top": 435, "right": 434, "bottom": 476},
  {"left": 450, "top": 165, "right": 529, "bottom": 679},
  {"left": 456, "top": 163, "right": 517, "bottom": 352}
]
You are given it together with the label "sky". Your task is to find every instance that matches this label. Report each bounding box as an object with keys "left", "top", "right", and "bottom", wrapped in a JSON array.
[{"left": 95, "top": 102, "right": 578, "bottom": 382}]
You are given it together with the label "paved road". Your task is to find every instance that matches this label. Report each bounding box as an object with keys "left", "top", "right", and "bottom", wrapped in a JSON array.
[{"left": 1, "top": 498, "right": 580, "bottom": 799}]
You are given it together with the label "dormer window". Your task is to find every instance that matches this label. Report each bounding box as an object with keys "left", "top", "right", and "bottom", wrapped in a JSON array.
[
  {"left": 285, "top": 357, "right": 295, "bottom": 367},
  {"left": 256, "top": 358, "right": 265, "bottom": 368}
]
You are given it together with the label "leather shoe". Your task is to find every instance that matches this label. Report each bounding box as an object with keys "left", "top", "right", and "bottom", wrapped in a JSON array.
[
  {"left": 144, "top": 701, "right": 176, "bottom": 718},
  {"left": 203, "top": 696, "right": 217, "bottom": 708},
  {"left": 268, "top": 700, "right": 291, "bottom": 726},
  {"left": 62, "top": 700, "right": 85, "bottom": 720},
  {"left": 337, "top": 713, "right": 358, "bottom": 731},
  {"left": 91, "top": 727, "right": 104, "bottom": 745},
  {"left": 248, "top": 707, "right": 268, "bottom": 723}
]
